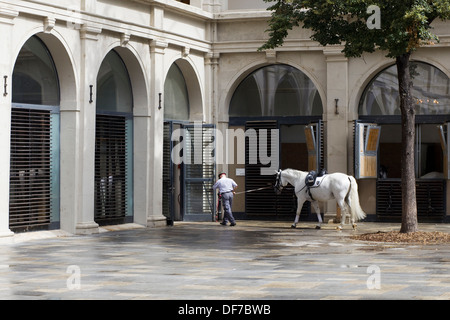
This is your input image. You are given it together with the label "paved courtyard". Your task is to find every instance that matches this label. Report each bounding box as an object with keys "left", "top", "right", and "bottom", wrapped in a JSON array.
[{"left": 0, "top": 220, "right": 450, "bottom": 300}]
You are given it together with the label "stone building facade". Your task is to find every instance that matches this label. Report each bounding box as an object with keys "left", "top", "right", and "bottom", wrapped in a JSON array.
[{"left": 1, "top": 0, "right": 449, "bottom": 237}]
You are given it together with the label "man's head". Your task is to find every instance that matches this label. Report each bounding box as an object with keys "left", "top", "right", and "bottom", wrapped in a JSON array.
[{"left": 219, "top": 172, "right": 227, "bottom": 179}]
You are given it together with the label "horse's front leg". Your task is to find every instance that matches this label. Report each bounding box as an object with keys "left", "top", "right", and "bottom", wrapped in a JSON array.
[
  {"left": 291, "top": 198, "right": 305, "bottom": 229},
  {"left": 311, "top": 201, "right": 322, "bottom": 229}
]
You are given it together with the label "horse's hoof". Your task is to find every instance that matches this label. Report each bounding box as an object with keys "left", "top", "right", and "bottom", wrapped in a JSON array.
[
  {"left": 315, "top": 225, "right": 321, "bottom": 230},
  {"left": 335, "top": 226, "right": 342, "bottom": 231},
  {"left": 291, "top": 224, "right": 297, "bottom": 229},
  {"left": 352, "top": 224, "right": 357, "bottom": 230}
]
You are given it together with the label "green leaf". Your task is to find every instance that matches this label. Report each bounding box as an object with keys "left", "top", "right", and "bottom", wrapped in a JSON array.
[{"left": 260, "top": 0, "right": 450, "bottom": 58}]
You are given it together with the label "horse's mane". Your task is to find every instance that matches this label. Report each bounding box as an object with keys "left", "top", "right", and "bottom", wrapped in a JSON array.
[{"left": 282, "top": 168, "right": 306, "bottom": 178}]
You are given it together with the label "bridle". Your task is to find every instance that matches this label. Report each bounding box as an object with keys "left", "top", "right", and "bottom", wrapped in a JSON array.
[{"left": 274, "top": 170, "right": 283, "bottom": 195}]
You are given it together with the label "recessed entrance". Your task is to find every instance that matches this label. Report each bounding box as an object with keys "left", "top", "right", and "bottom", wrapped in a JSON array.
[
  {"left": 229, "top": 64, "right": 324, "bottom": 220},
  {"left": 10, "top": 35, "right": 60, "bottom": 232},
  {"left": 94, "top": 49, "right": 134, "bottom": 225},
  {"left": 359, "top": 61, "right": 450, "bottom": 221}
]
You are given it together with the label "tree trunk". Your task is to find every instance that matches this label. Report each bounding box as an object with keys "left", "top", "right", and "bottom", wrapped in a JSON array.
[{"left": 396, "top": 53, "right": 418, "bottom": 233}]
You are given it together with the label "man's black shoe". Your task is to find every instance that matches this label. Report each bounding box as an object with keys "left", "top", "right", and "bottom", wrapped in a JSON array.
[
  {"left": 230, "top": 223, "right": 236, "bottom": 226},
  {"left": 220, "top": 222, "right": 227, "bottom": 226}
]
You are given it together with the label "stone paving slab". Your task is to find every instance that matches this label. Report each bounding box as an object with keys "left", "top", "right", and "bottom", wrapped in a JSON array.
[{"left": 0, "top": 221, "right": 449, "bottom": 300}]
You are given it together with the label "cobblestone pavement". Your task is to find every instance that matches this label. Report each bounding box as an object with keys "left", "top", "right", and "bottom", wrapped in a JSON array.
[{"left": 0, "top": 221, "right": 450, "bottom": 300}]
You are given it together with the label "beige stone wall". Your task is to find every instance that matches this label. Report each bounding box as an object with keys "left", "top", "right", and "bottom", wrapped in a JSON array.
[{"left": 1, "top": 0, "right": 450, "bottom": 236}]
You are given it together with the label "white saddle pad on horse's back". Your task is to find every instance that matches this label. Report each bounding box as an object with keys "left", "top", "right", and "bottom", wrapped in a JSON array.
[{"left": 310, "top": 175, "right": 326, "bottom": 188}]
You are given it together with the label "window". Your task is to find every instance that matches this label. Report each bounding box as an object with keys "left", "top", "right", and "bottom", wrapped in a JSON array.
[
  {"left": 230, "top": 64, "right": 322, "bottom": 117},
  {"left": 359, "top": 62, "right": 450, "bottom": 116},
  {"left": 12, "top": 36, "right": 60, "bottom": 106},
  {"left": 164, "top": 63, "right": 189, "bottom": 121},
  {"left": 97, "top": 50, "right": 133, "bottom": 113}
]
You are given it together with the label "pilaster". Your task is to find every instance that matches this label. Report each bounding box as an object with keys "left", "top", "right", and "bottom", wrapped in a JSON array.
[
  {"left": 323, "top": 47, "right": 349, "bottom": 219},
  {"left": 147, "top": 39, "right": 169, "bottom": 227},
  {"left": 205, "top": 51, "right": 219, "bottom": 124},
  {"left": 0, "top": 7, "right": 18, "bottom": 238},
  {"left": 74, "top": 23, "right": 102, "bottom": 235}
]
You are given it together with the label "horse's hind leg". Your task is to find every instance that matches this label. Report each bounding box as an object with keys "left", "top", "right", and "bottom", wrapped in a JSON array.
[
  {"left": 336, "top": 198, "right": 348, "bottom": 230},
  {"left": 311, "top": 201, "right": 322, "bottom": 229}
]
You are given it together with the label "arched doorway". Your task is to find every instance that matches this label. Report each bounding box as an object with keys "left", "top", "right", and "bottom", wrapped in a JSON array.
[
  {"left": 229, "top": 64, "right": 323, "bottom": 219},
  {"left": 163, "top": 63, "right": 190, "bottom": 222},
  {"left": 358, "top": 61, "right": 450, "bottom": 221},
  {"left": 10, "top": 35, "right": 60, "bottom": 231},
  {"left": 94, "top": 49, "right": 134, "bottom": 225},
  {"left": 163, "top": 61, "right": 215, "bottom": 222}
]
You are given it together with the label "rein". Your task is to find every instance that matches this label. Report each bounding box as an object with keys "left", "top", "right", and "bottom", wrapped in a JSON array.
[{"left": 234, "top": 186, "right": 273, "bottom": 195}]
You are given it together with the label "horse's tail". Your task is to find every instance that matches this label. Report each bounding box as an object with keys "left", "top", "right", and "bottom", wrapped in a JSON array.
[{"left": 346, "top": 176, "right": 366, "bottom": 221}]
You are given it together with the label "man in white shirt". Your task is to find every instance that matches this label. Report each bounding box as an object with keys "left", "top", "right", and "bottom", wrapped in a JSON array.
[{"left": 213, "top": 172, "right": 238, "bottom": 226}]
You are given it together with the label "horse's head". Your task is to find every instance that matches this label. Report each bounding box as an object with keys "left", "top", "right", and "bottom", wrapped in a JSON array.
[
  {"left": 379, "top": 165, "right": 388, "bottom": 179},
  {"left": 274, "top": 169, "right": 284, "bottom": 195}
]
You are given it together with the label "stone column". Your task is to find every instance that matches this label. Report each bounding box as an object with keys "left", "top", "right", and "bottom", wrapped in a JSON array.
[
  {"left": 147, "top": 39, "right": 169, "bottom": 227},
  {"left": 133, "top": 112, "right": 152, "bottom": 226},
  {"left": 74, "top": 24, "right": 102, "bottom": 235},
  {"left": 0, "top": 8, "right": 18, "bottom": 238},
  {"left": 323, "top": 47, "right": 349, "bottom": 221},
  {"left": 205, "top": 51, "right": 222, "bottom": 169}
]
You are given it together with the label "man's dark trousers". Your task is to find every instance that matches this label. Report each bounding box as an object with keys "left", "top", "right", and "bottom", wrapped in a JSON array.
[{"left": 221, "top": 192, "right": 235, "bottom": 224}]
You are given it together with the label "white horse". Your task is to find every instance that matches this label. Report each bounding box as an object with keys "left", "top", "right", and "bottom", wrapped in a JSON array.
[{"left": 274, "top": 168, "right": 366, "bottom": 230}]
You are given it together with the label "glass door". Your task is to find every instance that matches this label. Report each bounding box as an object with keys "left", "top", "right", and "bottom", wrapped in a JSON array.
[
  {"left": 163, "top": 121, "right": 184, "bottom": 222},
  {"left": 182, "top": 124, "right": 216, "bottom": 221}
]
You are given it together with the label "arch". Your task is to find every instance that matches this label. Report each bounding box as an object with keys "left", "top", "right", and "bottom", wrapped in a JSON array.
[
  {"left": 13, "top": 32, "right": 79, "bottom": 233},
  {"left": 222, "top": 61, "right": 325, "bottom": 121},
  {"left": 164, "top": 63, "right": 189, "bottom": 121},
  {"left": 96, "top": 49, "right": 133, "bottom": 113},
  {"left": 12, "top": 35, "right": 59, "bottom": 105},
  {"left": 349, "top": 59, "right": 394, "bottom": 118},
  {"left": 114, "top": 46, "right": 149, "bottom": 116},
  {"left": 109, "top": 45, "right": 149, "bottom": 227},
  {"left": 94, "top": 48, "right": 135, "bottom": 225},
  {"left": 356, "top": 60, "right": 450, "bottom": 220},
  {"left": 224, "top": 62, "right": 266, "bottom": 109},
  {"left": 10, "top": 34, "right": 64, "bottom": 231},
  {"left": 229, "top": 64, "right": 323, "bottom": 117},
  {"left": 11, "top": 30, "right": 79, "bottom": 111},
  {"left": 359, "top": 61, "right": 450, "bottom": 116},
  {"left": 95, "top": 41, "right": 149, "bottom": 116},
  {"left": 164, "top": 58, "right": 203, "bottom": 121}
]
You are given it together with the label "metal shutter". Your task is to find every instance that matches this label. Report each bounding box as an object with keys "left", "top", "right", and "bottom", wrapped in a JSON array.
[
  {"left": 377, "top": 179, "right": 446, "bottom": 221},
  {"left": 183, "top": 124, "right": 215, "bottom": 221},
  {"left": 163, "top": 122, "right": 172, "bottom": 220},
  {"left": 245, "top": 121, "right": 277, "bottom": 216},
  {"left": 9, "top": 108, "right": 52, "bottom": 230},
  {"left": 94, "top": 114, "right": 129, "bottom": 224},
  {"left": 245, "top": 121, "right": 310, "bottom": 217}
]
